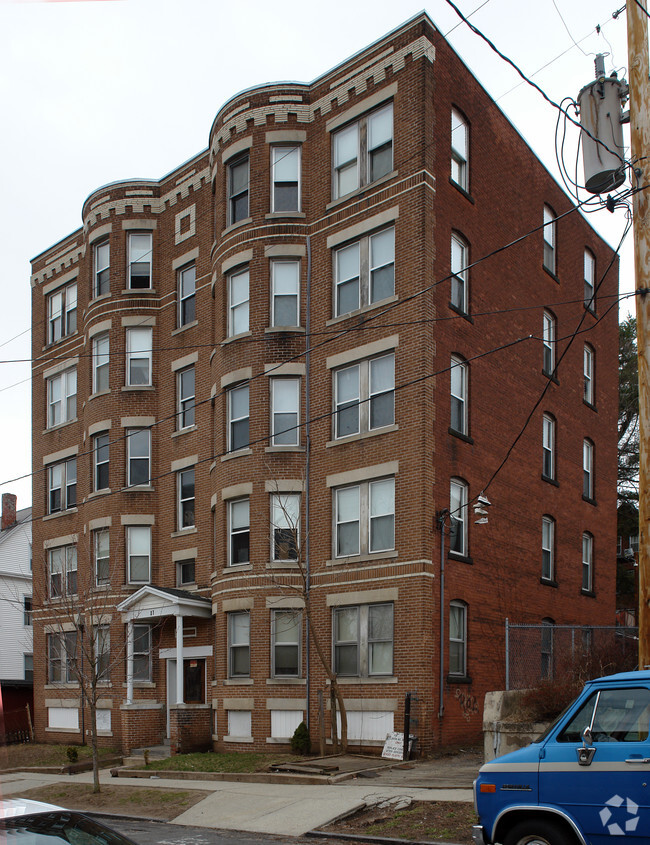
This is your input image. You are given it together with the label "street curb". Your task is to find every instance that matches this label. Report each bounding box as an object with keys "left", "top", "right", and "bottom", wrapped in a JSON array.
[{"left": 306, "top": 830, "right": 466, "bottom": 845}]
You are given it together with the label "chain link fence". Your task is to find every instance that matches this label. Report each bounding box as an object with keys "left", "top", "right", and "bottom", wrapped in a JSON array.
[{"left": 505, "top": 620, "right": 638, "bottom": 690}]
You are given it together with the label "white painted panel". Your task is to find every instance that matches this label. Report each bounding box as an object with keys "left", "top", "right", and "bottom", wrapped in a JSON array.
[
  {"left": 48, "top": 707, "right": 79, "bottom": 730},
  {"left": 228, "top": 710, "right": 251, "bottom": 737},
  {"left": 97, "top": 709, "right": 111, "bottom": 732},
  {"left": 338, "top": 710, "right": 393, "bottom": 741},
  {"left": 270, "top": 709, "right": 302, "bottom": 739}
]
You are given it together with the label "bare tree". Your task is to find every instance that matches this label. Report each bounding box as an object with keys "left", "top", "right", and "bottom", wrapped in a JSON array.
[
  {"left": 34, "top": 531, "right": 156, "bottom": 792},
  {"left": 266, "top": 484, "right": 348, "bottom": 752}
]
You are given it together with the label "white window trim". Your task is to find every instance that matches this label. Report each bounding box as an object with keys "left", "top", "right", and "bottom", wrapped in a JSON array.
[
  {"left": 449, "top": 600, "right": 467, "bottom": 677},
  {"left": 449, "top": 478, "right": 468, "bottom": 557},
  {"left": 127, "top": 526, "right": 152, "bottom": 585},
  {"left": 271, "top": 145, "right": 301, "bottom": 213},
  {"left": 450, "top": 355, "right": 468, "bottom": 435},
  {"left": 334, "top": 477, "right": 395, "bottom": 559}
]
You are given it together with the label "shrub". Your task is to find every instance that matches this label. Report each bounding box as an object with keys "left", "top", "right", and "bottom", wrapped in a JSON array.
[
  {"left": 291, "top": 721, "right": 311, "bottom": 755},
  {"left": 65, "top": 746, "right": 78, "bottom": 764}
]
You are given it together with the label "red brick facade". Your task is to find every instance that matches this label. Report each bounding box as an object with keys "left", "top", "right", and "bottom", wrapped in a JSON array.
[{"left": 30, "top": 14, "right": 618, "bottom": 755}]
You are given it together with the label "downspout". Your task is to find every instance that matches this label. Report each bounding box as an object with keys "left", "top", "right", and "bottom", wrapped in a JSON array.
[
  {"left": 438, "top": 510, "right": 448, "bottom": 720},
  {"left": 305, "top": 234, "right": 312, "bottom": 731}
]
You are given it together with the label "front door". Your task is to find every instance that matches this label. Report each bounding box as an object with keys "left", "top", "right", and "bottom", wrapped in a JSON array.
[
  {"left": 184, "top": 659, "right": 205, "bottom": 704},
  {"left": 540, "top": 685, "right": 650, "bottom": 843}
]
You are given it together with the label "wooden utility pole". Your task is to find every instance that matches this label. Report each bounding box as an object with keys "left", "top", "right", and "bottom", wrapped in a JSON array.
[{"left": 628, "top": 0, "right": 650, "bottom": 668}]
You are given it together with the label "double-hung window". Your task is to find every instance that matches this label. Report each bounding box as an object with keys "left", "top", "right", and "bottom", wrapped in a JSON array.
[
  {"left": 48, "top": 631, "right": 77, "bottom": 683},
  {"left": 94, "top": 240, "right": 110, "bottom": 297},
  {"left": 542, "top": 516, "right": 555, "bottom": 581},
  {"left": 47, "top": 282, "right": 77, "bottom": 344},
  {"left": 584, "top": 249, "right": 596, "bottom": 311},
  {"left": 271, "top": 493, "right": 300, "bottom": 561},
  {"left": 583, "top": 439, "right": 594, "bottom": 500},
  {"left": 582, "top": 532, "right": 593, "bottom": 592},
  {"left": 583, "top": 344, "right": 594, "bottom": 404},
  {"left": 48, "top": 544, "right": 77, "bottom": 598},
  {"left": 228, "top": 155, "right": 249, "bottom": 225},
  {"left": 127, "top": 428, "right": 150, "bottom": 487},
  {"left": 228, "top": 383, "right": 249, "bottom": 451},
  {"left": 451, "top": 109, "right": 469, "bottom": 191},
  {"left": 92, "top": 332, "right": 110, "bottom": 394},
  {"left": 450, "top": 356, "right": 468, "bottom": 435},
  {"left": 271, "top": 259, "right": 300, "bottom": 327},
  {"left": 229, "top": 498, "right": 250, "bottom": 566},
  {"left": 334, "top": 227, "right": 394, "bottom": 317},
  {"left": 335, "top": 477, "right": 395, "bottom": 558},
  {"left": 449, "top": 600, "right": 467, "bottom": 676},
  {"left": 542, "top": 311, "right": 555, "bottom": 376},
  {"left": 47, "top": 457, "right": 76, "bottom": 514},
  {"left": 94, "top": 433, "right": 109, "bottom": 491},
  {"left": 178, "top": 468, "right": 195, "bottom": 529},
  {"left": 272, "top": 610, "right": 301, "bottom": 677},
  {"left": 126, "top": 327, "right": 152, "bottom": 386},
  {"left": 271, "top": 378, "right": 299, "bottom": 446},
  {"left": 228, "top": 267, "right": 249, "bottom": 336},
  {"left": 47, "top": 368, "right": 77, "bottom": 428},
  {"left": 333, "top": 102, "right": 393, "bottom": 199},
  {"left": 24, "top": 596, "right": 32, "bottom": 626},
  {"left": 543, "top": 206, "right": 556, "bottom": 274},
  {"left": 94, "top": 625, "right": 110, "bottom": 681},
  {"left": 449, "top": 478, "right": 468, "bottom": 556},
  {"left": 333, "top": 602, "right": 393, "bottom": 677},
  {"left": 127, "top": 525, "right": 151, "bottom": 584},
  {"left": 177, "top": 366, "right": 195, "bottom": 430},
  {"left": 177, "top": 557, "right": 196, "bottom": 586},
  {"left": 271, "top": 146, "right": 300, "bottom": 212},
  {"left": 334, "top": 353, "right": 394, "bottom": 439},
  {"left": 128, "top": 232, "right": 152, "bottom": 289},
  {"left": 542, "top": 414, "right": 555, "bottom": 481},
  {"left": 228, "top": 611, "right": 250, "bottom": 677},
  {"left": 133, "top": 623, "right": 151, "bottom": 681},
  {"left": 178, "top": 264, "right": 196, "bottom": 327},
  {"left": 450, "top": 233, "right": 468, "bottom": 313},
  {"left": 94, "top": 528, "right": 110, "bottom": 586}
]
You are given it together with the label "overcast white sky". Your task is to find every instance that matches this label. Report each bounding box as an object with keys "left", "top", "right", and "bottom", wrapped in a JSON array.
[{"left": 0, "top": 0, "right": 638, "bottom": 508}]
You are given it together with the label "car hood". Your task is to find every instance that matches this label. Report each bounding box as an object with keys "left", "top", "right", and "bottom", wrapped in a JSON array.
[{"left": 0, "top": 799, "right": 62, "bottom": 819}]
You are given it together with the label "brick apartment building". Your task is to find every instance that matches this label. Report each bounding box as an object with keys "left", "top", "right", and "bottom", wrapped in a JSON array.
[{"left": 30, "top": 12, "right": 619, "bottom": 755}]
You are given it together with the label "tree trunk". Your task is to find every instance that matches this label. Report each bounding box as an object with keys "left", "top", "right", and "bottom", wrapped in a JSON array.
[{"left": 89, "top": 689, "right": 100, "bottom": 794}]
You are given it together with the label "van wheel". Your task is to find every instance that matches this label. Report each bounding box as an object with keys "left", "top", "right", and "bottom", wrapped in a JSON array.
[{"left": 503, "top": 818, "right": 574, "bottom": 845}]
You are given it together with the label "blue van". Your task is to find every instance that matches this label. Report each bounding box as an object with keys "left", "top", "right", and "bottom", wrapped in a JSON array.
[{"left": 472, "top": 670, "right": 650, "bottom": 844}]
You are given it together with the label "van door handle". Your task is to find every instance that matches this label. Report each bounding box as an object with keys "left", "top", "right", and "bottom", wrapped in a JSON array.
[{"left": 625, "top": 757, "right": 650, "bottom": 764}]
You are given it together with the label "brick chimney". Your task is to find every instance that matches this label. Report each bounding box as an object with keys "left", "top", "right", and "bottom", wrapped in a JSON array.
[{"left": 1, "top": 493, "right": 17, "bottom": 531}]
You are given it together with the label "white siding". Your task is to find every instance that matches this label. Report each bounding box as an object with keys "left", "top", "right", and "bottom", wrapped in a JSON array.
[
  {"left": 0, "top": 512, "right": 32, "bottom": 681},
  {"left": 270, "top": 709, "right": 302, "bottom": 739},
  {"left": 48, "top": 707, "right": 79, "bottom": 730},
  {"left": 338, "top": 710, "right": 394, "bottom": 741},
  {"left": 228, "top": 710, "right": 251, "bottom": 737}
]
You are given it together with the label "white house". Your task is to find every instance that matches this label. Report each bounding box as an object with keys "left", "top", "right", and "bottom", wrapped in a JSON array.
[{"left": 0, "top": 493, "right": 33, "bottom": 737}]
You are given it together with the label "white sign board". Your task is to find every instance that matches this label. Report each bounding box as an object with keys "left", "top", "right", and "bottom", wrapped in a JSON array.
[{"left": 381, "top": 731, "right": 415, "bottom": 759}]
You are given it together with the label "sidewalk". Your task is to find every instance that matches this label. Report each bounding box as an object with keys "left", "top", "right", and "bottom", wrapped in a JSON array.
[{"left": 0, "top": 752, "right": 480, "bottom": 839}]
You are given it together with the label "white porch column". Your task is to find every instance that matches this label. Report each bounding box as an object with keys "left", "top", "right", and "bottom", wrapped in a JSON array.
[
  {"left": 126, "top": 619, "right": 134, "bottom": 704},
  {"left": 175, "top": 614, "right": 184, "bottom": 705}
]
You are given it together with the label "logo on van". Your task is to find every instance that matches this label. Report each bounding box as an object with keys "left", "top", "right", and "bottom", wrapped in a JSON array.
[{"left": 599, "top": 794, "right": 639, "bottom": 835}]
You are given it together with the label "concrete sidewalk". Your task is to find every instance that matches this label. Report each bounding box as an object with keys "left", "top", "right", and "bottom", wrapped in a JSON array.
[{"left": 0, "top": 753, "right": 479, "bottom": 838}]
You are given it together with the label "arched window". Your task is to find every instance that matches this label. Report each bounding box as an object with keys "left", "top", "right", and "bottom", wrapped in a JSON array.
[
  {"left": 542, "top": 516, "right": 555, "bottom": 581},
  {"left": 449, "top": 600, "right": 468, "bottom": 677},
  {"left": 450, "top": 355, "right": 468, "bottom": 435},
  {"left": 543, "top": 205, "right": 556, "bottom": 274},
  {"left": 542, "top": 310, "right": 556, "bottom": 375},
  {"left": 451, "top": 233, "right": 469, "bottom": 314},
  {"left": 449, "top": 478, "right": 468, "bottom": 557},
  {"left": 451, "top": 108, "right": 469, "bottom": 190}
]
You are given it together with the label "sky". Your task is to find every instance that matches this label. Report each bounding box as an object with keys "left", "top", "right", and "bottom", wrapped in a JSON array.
[{"left": 0, "top": 0, "right": 639, "bottom": 508}]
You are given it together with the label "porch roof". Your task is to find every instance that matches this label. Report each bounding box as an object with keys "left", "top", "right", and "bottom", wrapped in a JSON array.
[{"left": 116, "top": 584, "right": 212, "bottom": 622}]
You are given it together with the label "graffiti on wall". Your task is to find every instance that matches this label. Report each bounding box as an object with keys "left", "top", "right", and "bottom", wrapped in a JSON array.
[{"left": 455, "top": 688, "right": 480, "bottom": 721}]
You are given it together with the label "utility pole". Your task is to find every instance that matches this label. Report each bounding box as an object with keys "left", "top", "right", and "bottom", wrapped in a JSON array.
[{"left": 628, "top": 0, "right": 650, "bottom": 668}]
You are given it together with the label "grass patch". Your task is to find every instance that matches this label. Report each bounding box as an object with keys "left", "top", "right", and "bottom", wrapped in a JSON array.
[
  {"left": 0, "top": 744, "right": 119, "bottom": 770},
  {"left": 324, "top": 801, "right": 477, "bottom": 845},
  {"left": 142, "top": 751, "right": 298, "bottom": 773},
  {"left": 19, "top": 783, "right": 210, "bottom": 821}
]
